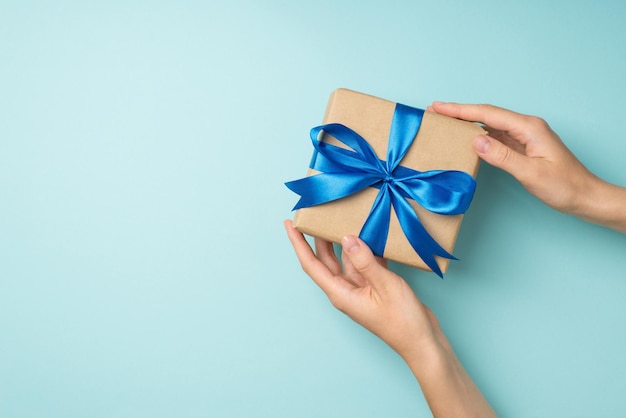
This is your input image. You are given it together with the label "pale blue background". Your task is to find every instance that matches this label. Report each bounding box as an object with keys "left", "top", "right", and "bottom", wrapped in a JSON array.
[{"left": 1, "top": 1, "right": 625, "bottom": 417}]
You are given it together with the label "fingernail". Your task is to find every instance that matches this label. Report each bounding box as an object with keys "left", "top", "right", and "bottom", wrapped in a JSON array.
[
  {"left": 342, "top": 236, "right": 360, "bottom": 253},
  {"left": 473, "top": 135, "right": 491, "bottom": 154}
]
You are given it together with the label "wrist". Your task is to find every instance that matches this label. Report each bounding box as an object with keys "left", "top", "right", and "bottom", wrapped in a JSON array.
[
  {"left": 572, "top": 175, "right": 626, "bottom": 233},
  {"left": 401, "top": 333, "right": 497, "bottom": 417},
  {"left": 568, "top": 172, "right": 603, "bottom": 217},
  {"left": 399, "top": 329, "right": 456, "bottom": 380}
]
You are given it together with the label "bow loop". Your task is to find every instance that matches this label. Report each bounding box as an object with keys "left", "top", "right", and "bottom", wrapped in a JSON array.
[{"left": 310, "top": 124, "right": 386, "bottom": 174}]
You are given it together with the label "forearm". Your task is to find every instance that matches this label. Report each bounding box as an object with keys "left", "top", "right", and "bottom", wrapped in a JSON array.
[
  {"left": 574, "top": 176, "right": 626, "bottom": 233},
  {"left": 402, "top": 337, "right": 497, "bottom": 418}
]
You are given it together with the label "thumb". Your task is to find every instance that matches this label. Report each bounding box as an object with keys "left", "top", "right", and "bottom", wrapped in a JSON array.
[
  {"left": 342, "top": 236, "right": 389, "bottom": 289},
  {"left": 472, "top": 135, "right": 529, "bottom": 180}
]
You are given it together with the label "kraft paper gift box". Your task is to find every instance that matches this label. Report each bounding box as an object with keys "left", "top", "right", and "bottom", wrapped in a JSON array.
[{"left": 287, "top": 88, "right": 486, "bottom": 276}]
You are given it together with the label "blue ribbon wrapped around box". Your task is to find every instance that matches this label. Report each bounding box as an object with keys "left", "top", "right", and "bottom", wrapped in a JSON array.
[{"left": 286, "top": 89, "right": 485, "bottom": 277}]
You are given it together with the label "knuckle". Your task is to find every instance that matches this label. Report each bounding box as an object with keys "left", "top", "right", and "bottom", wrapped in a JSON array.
[
  {"left": 300, "top": 258, "right": 321, "bottom": 279},
  {"left": 467, "top": 103, "right": 487, "bottom": 119},
  {"left": 492, "top": 143, "right": 513, "bottom": 165},
  {"left": 526, "top": 115, "right": 550, "bottom": 131},
  {"left": 327, "top": 292, "right": 346, "bottom": 312},
  {"left": 476, "top": 103, "right": 496, "bottom": 115},
  {"left": 299, "top": 258, "right": 313, "bottom": 275},
  {"left": 354, "top": 255, "right": 377, "bottom": 275}
]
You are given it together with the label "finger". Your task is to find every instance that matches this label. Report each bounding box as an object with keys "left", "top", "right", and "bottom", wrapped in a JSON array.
[
  {"left": 340, "top": 248, "right": 368, "bottom": 288},
  {"left": 343, "top": 252, "right": 388, "bottom": 275},
  {"left": 431, "top": 102, "right": 530, "bottom": 135},
  {"left": 483, "top": 127, "right": 527, "bottom": 155},
  {"left": 314, "top": 237, "right": 342, "bottom": 276},
  {"left": 342, "top": 251, "right": 388, "bottom": 287},
  {"left": 341, "top": 235, "right": 393, "bottom": 291},
  {"left": 284, "top": 220, "right": 352, "bottom": 296},
  {"left": 472, "top": 135, "right": 534, "bottom": 182}
]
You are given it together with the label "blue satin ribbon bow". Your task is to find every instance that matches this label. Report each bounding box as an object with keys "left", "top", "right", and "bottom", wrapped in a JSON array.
[{"left": 286, "top": 103, "right": 476, "bottom": 277}]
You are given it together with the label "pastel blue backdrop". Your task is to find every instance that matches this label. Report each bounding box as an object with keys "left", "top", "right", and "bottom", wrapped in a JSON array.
[{"left": 2, "top": 1, "right": 625, "bottom": 417}]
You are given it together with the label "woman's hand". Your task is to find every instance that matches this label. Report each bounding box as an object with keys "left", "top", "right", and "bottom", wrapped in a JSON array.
[
  {"left": 284, "top": 220, "right": 441, "bottom": 361},
  {"left": 431, "top": 102, "right": 598, "bottom": 214},
  {"left": 284, "top": 220, "right": 497, "bottom": 417},
  {"left": 431, "top": 102, "right": 626, "bottom": 232}
]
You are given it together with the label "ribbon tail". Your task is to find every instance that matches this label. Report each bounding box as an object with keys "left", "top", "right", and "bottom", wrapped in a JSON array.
[
  {"left": 390, "top": 188, "right": 456, "bottom": 278},
  {"left": 358, "top": 185, "right": 392, "bottom": 257},
  {"left": 285, "top": 172, "right": 381, "bottom": 210}
]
